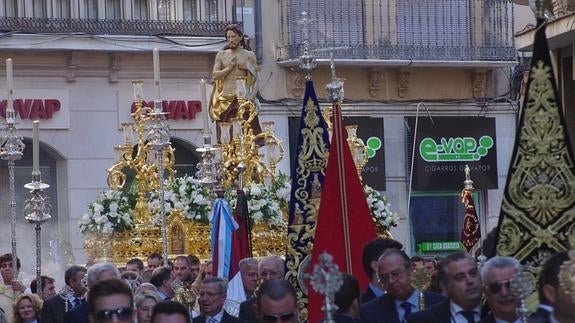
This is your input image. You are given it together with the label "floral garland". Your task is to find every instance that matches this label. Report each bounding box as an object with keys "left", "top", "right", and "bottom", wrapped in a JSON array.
[
  {"left": 226, "top": 180, "right": 288, "bottom": 229},
  {"left": 364, "top": 185, "right": 399, "bottom": 229},
  {"left": 79, "top": 189, "right": 134, "bottom": 234},
  {"left": 148, "top": 175, "right": 212, "bottom": 224}
]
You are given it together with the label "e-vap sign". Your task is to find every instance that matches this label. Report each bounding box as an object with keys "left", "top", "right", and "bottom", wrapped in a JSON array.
[{"left": 408, "top": 117, "right": 498, "bottom": 191}]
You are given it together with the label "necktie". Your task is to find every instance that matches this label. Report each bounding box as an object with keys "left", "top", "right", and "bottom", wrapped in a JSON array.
[
  {"left": 73, "top": 298, "right": 82, "bottom": 308},
  {"left": 207, "top": 317, "right": 218, "bottom": 323},
  {"left": 460, "top": 310, "right": 476, "bottom": 323},
  {"left": 400, "top": 302, "right": 412, "bottom": 321}
]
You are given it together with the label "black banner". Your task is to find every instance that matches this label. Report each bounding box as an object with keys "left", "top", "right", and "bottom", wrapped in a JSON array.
[
  {"left": 288, "top": 116, "right": 386, "bottom": 190},
  {"left": 407, "top": 116, "right": 498, "bottom": 191}
]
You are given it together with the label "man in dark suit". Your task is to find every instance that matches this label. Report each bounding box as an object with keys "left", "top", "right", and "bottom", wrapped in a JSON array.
[
  {"left": 194, "top": 277, "right": 246, "bottom": 323},
  {"left": 255, "top": 279, "right": 298, "bottom": 323},
  {"left": 360, "top": 248, "right": 445, "bottom": 323},
  {"left": 239, "top": 256, "right": 284, "bottom": 323},
  {"left": 41, "top": 265, "right": 87, "bottom": 323},
  {"left": 334, "top": 274, "right": 364, "bottom": 323},
  {"left": 87, "top": 278, "right": 134, "bottom": 323},
  {"left": 477, "top": 256, "right": 521, "bottom": 323},
  {"left": 528, "top": 251, "right": 574, "bottom": 323},
  {"left": 361, "top": 239, "right": 404, "bottom": 304},
  {"left": 408, "top": 252, "right": 483, "bottom": 323},
  {"left": 64, "top": 263, "right": 121, "bottom": 323}
]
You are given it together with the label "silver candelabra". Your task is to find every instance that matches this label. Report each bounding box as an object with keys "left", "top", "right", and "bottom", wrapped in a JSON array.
[
  {"left": 0, "top": 58, "right": 25, "bottom": 280},
  {"left": 146, "top": 99, "right": 172, "bottom": 267},
  {"left": 310, "top": 252, "right": 344, "bottom": 323},
  {"left": 24, "top": 169, "right": 51, "bottom": 297},
  {"left": 510, "top": 265, "right": 533, "bottom": 323}
]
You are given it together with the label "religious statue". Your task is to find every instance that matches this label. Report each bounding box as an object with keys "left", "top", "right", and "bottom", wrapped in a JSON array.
[{"left": 210, "top": 24, "right": 262, "bottom": 141}]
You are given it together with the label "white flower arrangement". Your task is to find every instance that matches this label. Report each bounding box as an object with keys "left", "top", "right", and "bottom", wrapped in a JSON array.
[
  {"left": 79, "top": 189, "right": 134, "bottom": 234},
  {"left": 269, "top": 172, "right": 292, "bottom": 210},
  {"left": 364, "top": 185, "right": 399, "bottom": 229},
  {"left": 227, "top": 181, "right": 287, "bottom": 229},
  {"left": 148, "top": 175, "right": 212, "bottom": 224}
]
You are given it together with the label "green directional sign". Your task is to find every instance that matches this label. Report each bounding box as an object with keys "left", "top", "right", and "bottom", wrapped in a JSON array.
[{"left": 419, "top": 135, "right": 494, "bottom": 162}]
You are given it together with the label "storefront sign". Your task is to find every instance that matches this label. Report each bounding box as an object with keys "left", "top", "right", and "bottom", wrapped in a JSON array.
[
  {"left": 0, "top": 89, "right": 69, "bottom": 129},
  {"left": 417, "top": 241, "right": 462, "bottom": 252},
  {"left": 408, "top": 117, "right": 498, "bottom": 191},
  {"left": 130, "top": 100, "right": 202, "bottom": 120},
  {"left": 0, "top": 99, "right": 61, "bottom": 119}
]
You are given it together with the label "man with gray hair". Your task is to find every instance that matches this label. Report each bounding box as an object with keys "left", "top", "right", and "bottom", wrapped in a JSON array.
[
  {"left": 239, "top": 256, "right": 285, "bottom": 322},
  {"left": 227, "top": 258, "right": 259, "bottom": 307},
  {"left": 479, "top": 256, "right": 521, "bottom": 323},
  {"left": 63, "top": 263, "right": 121, "bottom": 323},
  {"left": 194, "top": 277, "right": 246, "bottom": 323}
]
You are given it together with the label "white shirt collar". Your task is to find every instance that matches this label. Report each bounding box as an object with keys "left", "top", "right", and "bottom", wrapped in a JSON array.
[
  {"left": 449, "top": 301, "right": 481, "bottom": 323},
  {"left": 207, "top": 308, "right": 224, "bottom": 322}
]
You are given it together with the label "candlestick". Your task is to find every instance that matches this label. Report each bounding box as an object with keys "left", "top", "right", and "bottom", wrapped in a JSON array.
[
  {"left": 153, "top": 48, "right": 161, "bottom": 101},
  {"left": 200, "top": 79, "right": 209, "bottom": 134},
  {"left": 6, "top": 58, "right": 14, "bottom": 123},
  {"left": 33, "top": 120, "right": 39, "bottom": 174}
]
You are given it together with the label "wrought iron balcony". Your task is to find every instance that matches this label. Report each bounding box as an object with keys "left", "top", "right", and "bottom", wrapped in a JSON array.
[
  {"left": 278, "top": 0, "right": 516, "bottom": 63},
  {"left": 0, "top": 17, "right": 231, "bottom": 37}
]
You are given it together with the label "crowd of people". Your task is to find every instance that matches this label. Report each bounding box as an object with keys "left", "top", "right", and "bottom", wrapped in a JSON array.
[{"left": 0, "top": 238, "right": 572, "bottom": 323}]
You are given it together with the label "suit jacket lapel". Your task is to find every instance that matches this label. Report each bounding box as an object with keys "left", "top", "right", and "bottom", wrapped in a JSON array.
[{"left": 381, "top": 294, "right": 401, "bottom": 323}]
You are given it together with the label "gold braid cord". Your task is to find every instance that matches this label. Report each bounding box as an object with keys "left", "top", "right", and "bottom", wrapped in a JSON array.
[
  {"left": 495, "top": 22, "right": 575, "bottom": 306},
  {"left": 285, "top": 97, "right": 330, "bottom": 322}
]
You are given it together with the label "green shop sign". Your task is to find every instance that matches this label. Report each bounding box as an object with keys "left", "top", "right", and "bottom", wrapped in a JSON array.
[
  {"left": 418, "top": 241, "right": 463, "bottom": 253},
  {"left": 419, "top": 136, "right": 494, "bottom": 162}
]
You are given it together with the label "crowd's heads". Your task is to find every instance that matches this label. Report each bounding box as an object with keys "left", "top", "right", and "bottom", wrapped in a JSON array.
[
  {"left": 377, "top": 248, "right": 413, "bottom": 300},
  {"left": 188, "top": 255, "right": 201, "bottom": 281},
  {"left": 199, "top": 277, "right": 228, "bottom": 317},
  {"left": 539, "top": 251, "right": 575, "bottom": 322},
  {"left": 30, "top": 275, "right": 56, "bottom": 300},
  {"left": 135, "top": 291, "right": 159, "bottom": 323},
  {"left": 259, "top": 256, "right": 285, "bottom": 281},
  {"left": 87, "top": 263, "right": 121, "bottom": 289},
  {"left": 438, "top": 252, "right": 482, "bottom": 310},
  {"left": 173, "top": 256, "right": 192, "bottom": 282},
  {"left": 0, "top": 253, "right": 21, "bottom": 283},
  {"left": 256, "top": 278, "right": 298, "bottom": 323},
  {"left": 88, "top": 278, "right": 134, "bottom": 323},
  {"left": 150, "top": 266, "right": 175, "bottom": 298},
  {"left": 151, "top": 301, "right": 190, "bottom": 323},
  {"left": 240, "top": 257, "right": 259, "bottom": 294},
  {"left": 147, "top": 253, "right": 163, "bottom": 271},
  {"left": 480, "top": 256, "right": 521, "bottom": 322},
  {"left": 362, "top": 238, "right": 403, "bottom": 281},
  {"left": 126, "top": 258, "right": 144, "bottom": 274},
  {"left": 334, "top": 274, "right": 360, "bottom": 316},
  {"left": 12, "top": 293, "right": 42, "bottom": 323},
  {"left": 65, "top": 265, "right": 87, "bottom": 295}
]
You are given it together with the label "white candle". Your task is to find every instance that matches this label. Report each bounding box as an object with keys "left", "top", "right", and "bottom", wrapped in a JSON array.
[
  {"left": 33, "top": 120, "right": 39, "bottom": 173},
  {"left": 200, "top": 79, "right": 209, "bottom": 133},
  {"left": 6, "top": 58, "right": 13, "bottom": 122},
  {"left": 153, "top": 48, "right": 161, "bottom": 101}
]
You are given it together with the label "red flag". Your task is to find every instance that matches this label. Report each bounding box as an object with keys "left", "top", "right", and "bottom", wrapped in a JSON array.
[
  {"left": 229, "top": 189, "right": 251, "bottom": 278},
  {"left": 460, "top": 190, "right": 480, "bottom": 253},
  {"left": 308, "top": 104, "right": 377, "bottom": 322}
]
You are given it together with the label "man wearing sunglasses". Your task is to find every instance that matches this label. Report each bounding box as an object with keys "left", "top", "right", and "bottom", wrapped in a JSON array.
[
  {"left": 256, "top": 279, "right": 298, "bottom": 323},
  {"left": 360, "top": 249, "right": 445, "bottom": 323},
  {"left": 407, "top": 252, "right": 483, "bottom": 323},
  {"left": 88, "top": 278, "right": 134, "bottom": 323},
  {"left": 479, "top": 256, "right": 521, "bottom": 323}
]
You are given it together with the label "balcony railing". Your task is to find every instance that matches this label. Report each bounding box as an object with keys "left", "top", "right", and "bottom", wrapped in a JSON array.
[
  {"left": 278, "top": 0, "right": 516, "bottom": 62},
  {"left": 0, "top": 17, "right": 232, "bottom": 36}
]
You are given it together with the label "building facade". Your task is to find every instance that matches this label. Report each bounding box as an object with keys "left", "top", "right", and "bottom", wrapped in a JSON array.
[{"left": 0, "top": 0, "right": 517, "bottom": 271}]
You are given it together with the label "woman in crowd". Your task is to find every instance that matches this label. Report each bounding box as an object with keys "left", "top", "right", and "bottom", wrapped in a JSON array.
[
  {"left": 12, "top": 293, "right": 42, "bottom": 323},
  {"left": 135, "top": 291, "right": 159, "bottom": 323}
]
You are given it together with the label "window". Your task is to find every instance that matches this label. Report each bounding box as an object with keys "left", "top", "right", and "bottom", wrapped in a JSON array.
[
  {"left": 183, "top": 0, "right": 197, "bottom": 21},
  {"left": 206, "top": 0, "right": 218, "bottom": 21},
  {"left": 157, "top": 0, "right": 170, "bottom": 20},
  {"left": 3, "top": 0, "right": 18, "bottom": 17},
  {"left": 133, "top": 0, "right": 149, "bottom": 20},
  {"left": 106, "top": 0, "right": 122, "bottom": 20},
  {"left": 32, "top": 0, "right": 48, "bottom": 18},
  {"left": 53, "top": 0, "right": 71, "bottom": 18},
  {"left": 85, "top": 0, "right": 98, "bottom": 19}
]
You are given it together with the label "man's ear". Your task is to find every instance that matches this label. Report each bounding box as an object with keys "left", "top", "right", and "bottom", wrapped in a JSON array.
[
  {"left": 371, "top": 260, "right": 378, "bottom": 277},
  {"left": 543, "top": 284, "right": 557, "bottom": 305}
]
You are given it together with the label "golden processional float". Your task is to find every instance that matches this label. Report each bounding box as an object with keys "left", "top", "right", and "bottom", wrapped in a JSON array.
[{"left": 82, "top": 34, "right": 394, "bottom": 266}]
